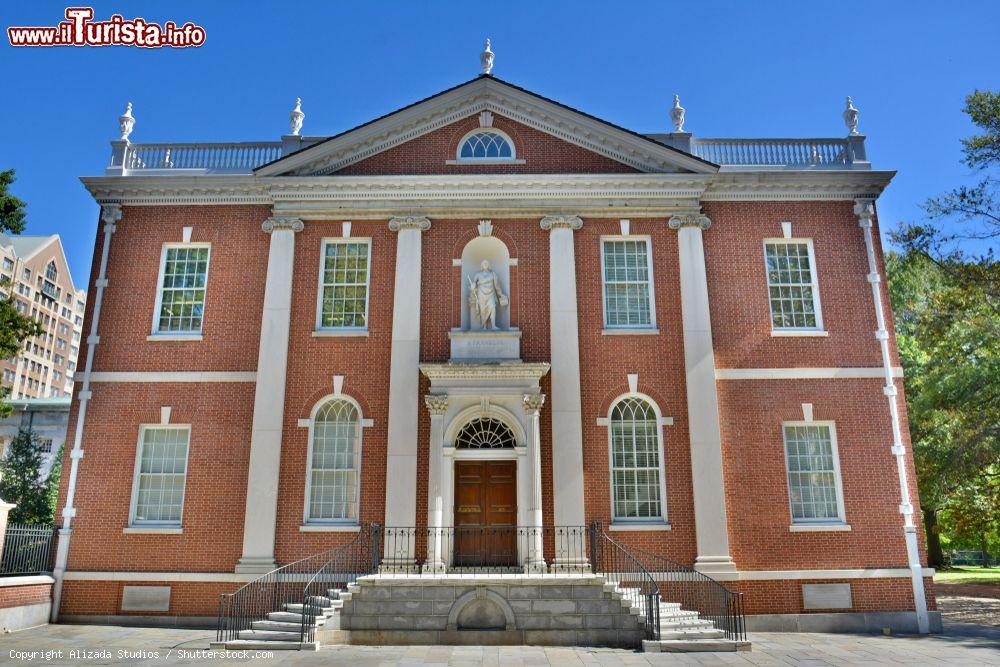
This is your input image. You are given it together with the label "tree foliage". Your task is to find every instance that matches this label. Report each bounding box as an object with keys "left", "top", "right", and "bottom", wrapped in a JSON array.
[
  {"left": 0, "top": 429, "right": 54, "bottom": 524},
  {"left": 0, "top": 169, "right": 44, "bottom": 418}
]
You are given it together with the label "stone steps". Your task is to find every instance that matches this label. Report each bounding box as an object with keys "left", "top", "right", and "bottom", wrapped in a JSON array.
[
  {"left": 643, "top": 638, "right": 752, "bottom": 653},
  {"left": 218, "top": 639, "right": 319, "bottom": 651},
  {"left": 266, "top": 610, "right": 326, "bottom": 625}
]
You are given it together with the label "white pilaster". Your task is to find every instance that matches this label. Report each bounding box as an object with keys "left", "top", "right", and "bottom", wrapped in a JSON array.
[
  {"left": 540, "top": 215, "right": 588, "bottom": 570},
  {"left": 424, "top": 394, "right": 448, "bottom": 573},
  {"left": 854, "top": 200, "right": 929, "bottom": 633},
  {"left": 236, "top": 216, "right": 303, "bottom": 574},
  {"left": 383, "top": 216, "right": 431, "bottom": 569},
  {"left": 669, "top": 212, "right": 736, "bottom": 575},
  {"left": 523, "top": 393, "right": 546, "bottom": 573}
]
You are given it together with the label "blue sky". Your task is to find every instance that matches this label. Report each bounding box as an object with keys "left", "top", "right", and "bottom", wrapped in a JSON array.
[{"left": 2, "top": 0, "right": 997, "bottom": 285}]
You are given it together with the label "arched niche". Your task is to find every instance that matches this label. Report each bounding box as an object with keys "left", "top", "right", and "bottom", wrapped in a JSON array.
[{"left": 460, "top": 236, "right": 511, "bottom": 331}]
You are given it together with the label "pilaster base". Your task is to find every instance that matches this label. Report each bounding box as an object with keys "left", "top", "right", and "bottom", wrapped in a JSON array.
[
  {"left": 694, "top": 556, "right": 738, "bottom": 580},
  {"left": 523, "top": 560, "right": 548, "bottom": 575},
  {"left": 550, "top": 558, "right": 591, "bottom": 575},
  {"left": 421, "top": 561, "right": 447, "bottom": 575},
  {"left": 379, "top": 560, "right": 420, "bottom": 575},
  {"left": 235, "top": 557, "right": 278, "bottom": 575}
]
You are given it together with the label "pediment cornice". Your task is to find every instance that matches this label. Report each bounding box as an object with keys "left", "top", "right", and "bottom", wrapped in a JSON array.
[{"left": 255, "top": 78, "right": 717, "bottom": 177}]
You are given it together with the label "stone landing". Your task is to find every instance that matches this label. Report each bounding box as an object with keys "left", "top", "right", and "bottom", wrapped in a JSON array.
[{"left": 338, "top": 574, "right": 646, "bottom": 647}]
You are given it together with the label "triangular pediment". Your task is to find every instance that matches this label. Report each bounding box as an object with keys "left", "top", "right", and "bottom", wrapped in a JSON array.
[{"left": 256, "top": 76, "right": 717, "bottom": 176}]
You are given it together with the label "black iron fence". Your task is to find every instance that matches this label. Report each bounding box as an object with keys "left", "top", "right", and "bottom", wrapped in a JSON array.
[
  {"left": 1, "top": 524, "right": 54, "bottom": 575},
  {"left": 216, "top": 523, "right": 379, "bottom": 646}
]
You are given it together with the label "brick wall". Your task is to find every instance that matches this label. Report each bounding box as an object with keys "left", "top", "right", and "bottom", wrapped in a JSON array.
[{"left": 0, "top": 581, "right": 52, "bottom": 609}]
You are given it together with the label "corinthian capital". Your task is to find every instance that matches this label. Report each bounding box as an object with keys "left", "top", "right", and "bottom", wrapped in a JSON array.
[
  {"left": 668, "top": 213, "right": 711, "bottom": 230},
  {"left": 262, "top": 217, "right": 304, "bottom": 233},
  {"left": 522, "top": 393, "right": 546, "bottom": 415},
  {"left": 424, "top": 394, "right": 449, "bottom": 415},
  {"left": 100, "top": 204, "right": 123, "bottom": 225},
  {"left": 540, "top": 215, "right": 583, "bottom": 231},
  {"left": 389, "top": 216, "right": 432, "bottom": 232},
  {"left": 853, "top": 199, "right": 875, "bottom": 226}
]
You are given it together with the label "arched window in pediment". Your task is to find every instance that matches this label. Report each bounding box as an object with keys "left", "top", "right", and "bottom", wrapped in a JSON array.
[{"left": 457, "top": 130, "right": 515, "bottom": 161}]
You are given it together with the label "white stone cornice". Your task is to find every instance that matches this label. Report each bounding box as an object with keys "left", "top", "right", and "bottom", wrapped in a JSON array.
[
  {"left": 540, "top": 215, "right": 583, "bottom": 231},
  {"left": 420, "top": 362, "right": 550, "bottom": 382},
  {"left": 702, "top": 170, "right": 895, "bottom": 201},
  {"left": 388, "top": 216, "right": 432, "bottom": 232},
  {"left": 668, "top": 213, "right": 711, "bottom": 230},
  {"left": 261, "top": 217, "right": 304, "bottom": 233}
]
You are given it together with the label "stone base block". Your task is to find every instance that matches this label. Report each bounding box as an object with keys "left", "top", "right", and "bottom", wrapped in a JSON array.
[{"left": 744, "top": 610, "right": 943, "bottom": 634}]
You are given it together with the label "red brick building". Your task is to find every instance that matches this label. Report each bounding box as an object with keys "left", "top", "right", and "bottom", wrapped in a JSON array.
[{"left": 51, "top": 64, "right": 936, "bottom": 638}]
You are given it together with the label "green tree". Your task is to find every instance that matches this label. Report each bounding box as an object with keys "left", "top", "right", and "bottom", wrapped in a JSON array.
[
  {"left": 0, "top": 428, "right": 54, "bottom": 524},
  {"left": 0, "top": 169, "right": 44, "bottom": 418},
  {"left": 47, "top": 442, "right": 64, "bottom": 521}
]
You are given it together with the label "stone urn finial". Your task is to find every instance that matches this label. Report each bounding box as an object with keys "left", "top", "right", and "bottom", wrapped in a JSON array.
[
  {"left": 843, "top": 96, "right": 859, "bottom": 136},
  {"left": 670, "top": 94, "right": 685, "bottom": 133},
  {"left": 481, "top": 38, "right": 494, "bottom": 75},
  {"left": 290, "top": 97, "right": 305, "bottom": 136},
  {"left": 119, "top": 102, "right": 135, "bottom": 142}
]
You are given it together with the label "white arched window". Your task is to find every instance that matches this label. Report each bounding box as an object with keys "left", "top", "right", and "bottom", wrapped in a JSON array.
[
  {"left": 457, "top": 130, "right": 515, "bottom": 161},
  {"left": 608, "top": 396, "right": 668, "bottom": 522},
  {"left": 305, "top": 397, "right": 362, "bottom": 522}
]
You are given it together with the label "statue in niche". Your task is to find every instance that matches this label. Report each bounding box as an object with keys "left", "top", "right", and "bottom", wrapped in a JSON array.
[{"left": 467, "top": 260, "right": 508, "bottom": 330}]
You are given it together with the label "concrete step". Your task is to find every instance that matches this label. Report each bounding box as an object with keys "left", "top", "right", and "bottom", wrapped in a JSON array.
[
  {"left": 283, "top": 602, "right": 338, "bottom": 614},
  {"left": 643, "top": 639, "right": 751, "bottom": 653},
  {"left": 222, "top": 640, "right": 318, "bottom": 651},
  {"left": 658, "top": 602, "right": 683, "bottom": 611},
  {"left": 267, "top": 611, "right": 325, "bottom": 625},
  {"left": 657, "top": 628, "right": 726, "bottom": 640},
  {"left": 237, "top": 629, "right": 301, "bottom": 642},
  {"left": 252, "top": 620, "right": 309, "bottom": 632},
  {"left": 660, "top": 611, "right": 700, "bottom": 621}
]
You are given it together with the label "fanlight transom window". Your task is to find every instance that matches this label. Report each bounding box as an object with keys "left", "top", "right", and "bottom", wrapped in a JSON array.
[
  {"left": 455, "top": 417, "right": 516, "bottom": 449},
  {"left": 459, "top": 131, "right": 514, "bottom": 160}
]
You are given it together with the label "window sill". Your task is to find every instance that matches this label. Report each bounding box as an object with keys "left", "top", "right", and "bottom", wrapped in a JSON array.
[
  {"left": 771, "top": 330, "right": 829, "bottom": 338},
  {"left": 602, "top": 328, "right": 660, "bottom": 336},
  {"left": 147, "top": 334, "right": 203, "bottom": 342},
  {"left": 609, "top": 522, "right": 672, "bottom": 532},
  {"left": 445, "top": 159, "right": 526, "bottom": 165},
  {"left": 311, "top": 329, "right": 369, "bottom": 338},
  {"left": 123, "top": 526, "right": 183, "bottom": 535},
  {"left": 299, "top": 523, "right": 361, "bottom": 532},
  {"left": 789, "top": 523, "right": 851, "bottom": 532}
]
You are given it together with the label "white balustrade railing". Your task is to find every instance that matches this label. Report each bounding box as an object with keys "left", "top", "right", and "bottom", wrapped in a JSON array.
[
  {"left": 690, "top": 138, "right": 850, "bottom": 167},
  {"left": 119, "top": 142, "right": 283, "bottom": 173}
]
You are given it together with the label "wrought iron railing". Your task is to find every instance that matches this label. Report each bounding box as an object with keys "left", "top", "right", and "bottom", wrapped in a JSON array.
[
  {"left": 377, "top": 525, "right": 588, "bottom": 575},
  {"left": 588, "top": 523, "right": 661, "bottom": 640},
  {"left": 1, "top": 523, "right": 54, "bottom": 575},
  {"left": 690, "top": 138, "right": 849, "bottom": 167},
  {"left": 628, "top": 543, "right": 746, "bottom": 641},
  {"left": 216, "top": 523, "right": 379, "bottom": 645}
]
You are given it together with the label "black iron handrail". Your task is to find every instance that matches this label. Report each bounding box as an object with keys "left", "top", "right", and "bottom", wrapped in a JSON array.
[
  {"left": 298, "top": 524, "right": 380, "bottom": 646},
  {"left": 588, "top": 523, "right": 661, "bottom": 640},
  {"left": 216, "top": 523, "right": 378, "bottom": 645},
  {"left": 627, "top": 543, "right": 746, "bottom": 641}
]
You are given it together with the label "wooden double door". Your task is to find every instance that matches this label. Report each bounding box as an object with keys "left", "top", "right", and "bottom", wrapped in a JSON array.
[{"left": 453, "top": 460, "right": 517, "bottom": 567}]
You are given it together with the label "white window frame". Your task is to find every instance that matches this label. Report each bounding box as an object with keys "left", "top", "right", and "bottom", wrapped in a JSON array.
[
  {"left": 315, "top": 238, "right": 372, "bottom": 334},
  {"left": 303, "top": 394, "right": 365, "bottom": 525},
  {"left": 763, "top": 238, "right": 825, "bottom": 334},
  {"left": 452, "top": 128, "right": 522, "bottom": 164},
  {"left": 606, "top": 392, "right": 669, "bottom": 524},
  {"left": 782, "top": 420, "right": 847, "bottom": 525},
  {"left": 600, "top": 236, "right": 657, "bottom": 331},
  {"left": 150, "top": 242, "right": 211, "bottom": 337},
  {"left": 128, "top": 424, "right": 192, "bottom": 528}
]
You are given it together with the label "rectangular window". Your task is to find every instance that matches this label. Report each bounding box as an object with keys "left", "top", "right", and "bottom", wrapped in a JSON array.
[
  {"left": 765, "top": 240, "right": 823, "bottom": 331},
  {"left": 317, "top": 240, "right": 370, "bottom": 330},
  {"left": 130, "top": 425, "right": 190, "bottom": 526},
  {"left": 783, "top": 423, "right": 845, "bottom": 523},
  {"left": 153, "top": 244, "right": 210, "bottom": 334},
  {"left": 601, "top": 238, "right": 655, "bottom": 329}
]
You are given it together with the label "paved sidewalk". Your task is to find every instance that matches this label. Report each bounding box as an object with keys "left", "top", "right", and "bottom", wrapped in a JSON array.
[{"left": 2, "top": 623, "right": 999, "bottom": 665}]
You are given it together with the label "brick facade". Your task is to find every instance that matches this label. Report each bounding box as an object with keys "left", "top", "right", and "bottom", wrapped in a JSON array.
[{"left": 57, "top": 90, "right": 929, "bottom": 629}]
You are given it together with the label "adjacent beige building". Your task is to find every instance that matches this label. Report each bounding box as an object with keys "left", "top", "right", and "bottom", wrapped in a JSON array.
[{"left": 0, "top": 234, "right": 86, "bottom": 400}]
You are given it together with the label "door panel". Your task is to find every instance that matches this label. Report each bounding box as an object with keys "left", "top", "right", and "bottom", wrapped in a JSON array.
[{"left": 453, "top": 460, "right": 517, "bottom": 567}]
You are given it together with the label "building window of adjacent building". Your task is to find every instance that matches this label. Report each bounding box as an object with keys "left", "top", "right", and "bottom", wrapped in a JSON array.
[
  {"left": 608, "top": 395, "right": 668, "bottom": 522},
  {"left": 764, "top": 240, "right": 823, "bottom": 331},
  {"left": 317, "top": 240, "right": 370, "bottom": 331},
  {"left": 306, "top": 397, "right": 362, "bottom": 523},
  {"left": 601, "top": 238, "right": 656, "bottom": 329},
  {"left": 153, "top": 244, "right": 211, "bottom": 335},
  {"left": 37, "top": 438, "right": 53, "bottom": 454},
  {"left": 2, "top": 257, "right": 13, "bottom": 272},
  {"left": 45, "top": 261, "right": 57, "bottom": 281},
  {"left": 456, "top": 130, "right": 515, "bottom": 161},
  {"left": 783, "top": 422, "right": 846, "bottom": 524},
  {"left": 129, "top": 425, "right": 190, "bottom": 526}
]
